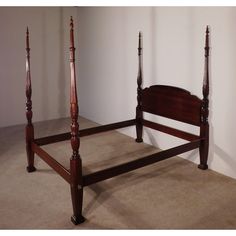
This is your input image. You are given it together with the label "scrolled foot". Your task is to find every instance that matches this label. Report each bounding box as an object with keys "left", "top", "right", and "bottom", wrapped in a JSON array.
[
  {"left": 135, "top": 138, "right": 143, "bottom": 143},
  {"left": 71, "top": 215, "right": 86, "bottom": 225},
  {"left": 198, "top": 164, "right": 208, "bottom": 170},
  {"left": 26, "top": 166, "right": 36, "bottom": 173}
]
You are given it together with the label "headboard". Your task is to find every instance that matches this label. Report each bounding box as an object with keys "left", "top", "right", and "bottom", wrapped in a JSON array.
[
  {"left": 141, "top": 85, "right": 202, "bottom": 126},
  {"left": 136, "top": 27, "right": 209, "bottom": 129}
]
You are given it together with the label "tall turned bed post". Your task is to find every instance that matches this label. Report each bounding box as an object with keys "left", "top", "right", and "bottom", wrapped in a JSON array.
[
  {"left": 136, "top": 32, "right": 143, "bottom": 143},
  {"left": 198, "top": 26, "right": 210, "bottom": 170},
  {"left": 69, "top": 17, "right": 85, "bottom": 225},
  {"left": 25, "top": 28, "right": 36, "bottom": 173}
]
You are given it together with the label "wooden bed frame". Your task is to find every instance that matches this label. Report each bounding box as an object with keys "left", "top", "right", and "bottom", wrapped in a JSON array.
[{"left": 25, "top": 17, "right": 210, "bottom": 225}]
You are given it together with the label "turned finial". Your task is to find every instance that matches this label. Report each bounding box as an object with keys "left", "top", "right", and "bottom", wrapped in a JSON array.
[
  {"left": 137, "top": 31, "right": 143, "bottom": 89},
  {"left": 26, "top": 27, "right": 31, "bottom": 87},
  {"left": 138, "top": 31, "right": 142, "bottom": 56},
  {"left": 70, "top": 16, "right": 73, "bottom": 29},
  {"left": 70, "top": 16, "right": 75, "bottom": 50},
  {"left": 203, "top": 25, "right": 210, "bottom": 98},
  {"left": 26, "top": 27, "right": 29, "bottom": 49}
]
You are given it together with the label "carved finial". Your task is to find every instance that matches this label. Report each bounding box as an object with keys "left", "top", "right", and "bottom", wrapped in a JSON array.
[
  {"left": 70, "top": 16, "right": 74, "bottom": 30},
  {"left": 203, "top": 25, "right": 210, "bottom": 98},
  {"left": 26, "top": 27, "right": 30, "bottom": 50},
  {"left": 70, "top": 16, "right": 74, "bottom": 48},
  {"left": 138, "top": 31, "right": 142, "bottom": 56},
  {"left": 70, "top": 16, "right": 75, "bottom": 54},
  {"left": 26, "top": 26, "right": 30, "bottom": 79},
  {"left": 137, "top": 31, "right": 143, "bottom": 88},
  {"left": 204, "top": 25, "right": 210, "bottom": 58}
]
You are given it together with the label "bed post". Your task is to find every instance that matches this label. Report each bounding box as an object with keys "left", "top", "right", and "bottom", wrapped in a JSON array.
[
  {"left": 135, "top": 32, "right": 143, "bottom": 143},
  {"left": 69, "top": 17, "right": 85, "bottom": 225},
  {"left": 198, "top": 26, "right": 210, "bottom": 170},
  {"left": 25, "top": 27, "right": 36, "bottom": 173}
]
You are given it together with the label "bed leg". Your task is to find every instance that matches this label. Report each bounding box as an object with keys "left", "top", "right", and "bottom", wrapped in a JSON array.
[
  {"left": 198, "top": 124, "right": 209, "bottom": 170},
  {"left": 26, "top": 125, "right": 36, "bottom": 172},
  {"left": 70, "top": 157, "right": 85, "bottom": 225},
  {"left": 135, "top": 113, "right": 143, "bottom": 143}
]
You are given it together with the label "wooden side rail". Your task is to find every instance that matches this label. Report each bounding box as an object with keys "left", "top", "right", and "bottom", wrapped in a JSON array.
[
  {"left": 83, "top": 139, "right": 201, "bottom": 186},
  {"left": 34, "top": 119, "right": 136, "bottom": 146},
  {"left": 143, "top": 119, "right": 200, "bottom": 141},
  {"left": 34, "top": 133, "right": 71, "bottom": 146},
  {"left": 80, "top": 119, "right": 136, "bottom": 136},
  {"left": 31, "top": 142, "right": 71, "bottom": 183}
]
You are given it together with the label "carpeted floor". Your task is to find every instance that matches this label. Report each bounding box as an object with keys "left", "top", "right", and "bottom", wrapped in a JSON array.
[{"left": 1, "top": 117, "right": 236, "bottom": 229}]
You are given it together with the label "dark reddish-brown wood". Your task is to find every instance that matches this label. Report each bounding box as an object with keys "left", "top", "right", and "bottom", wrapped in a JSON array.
[
  {"left": 141, "top": 85, "right": 202, "bottom": 126},
  {"left": 83, "top": 139, "right": 201, "bottom": 186},
  {"left": 69, "top": 17, "right": 85, "bottom": 225},
  {"left": 25, "top": 27, "right": 36, "bottom": 173},
  {"left": 34, "top": 119, "right": 135, "bottom": 146},
  {"left": 135, "top": 32, "right": 143, "bottom": 143},
  {"left": 198, "top": 26, "right": 210, "bottom": 170},
  {"left": 35, "top": 132, "right": 71, "bottom": 146},
  {"left": 142, "top": 119, "right": 200, "bottom": 141},
  {"left": 31, "top": 142, "right": 71, "bottom": 183}
]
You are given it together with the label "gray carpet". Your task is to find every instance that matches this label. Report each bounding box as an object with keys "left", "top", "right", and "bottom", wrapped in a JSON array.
[{"left": 1, "top": 117, "right": 236, "bottom": 229}]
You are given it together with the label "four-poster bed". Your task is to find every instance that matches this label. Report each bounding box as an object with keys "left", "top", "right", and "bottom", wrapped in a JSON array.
[{"left": 25, "top": 17, "right": 210, "bottom": 225}]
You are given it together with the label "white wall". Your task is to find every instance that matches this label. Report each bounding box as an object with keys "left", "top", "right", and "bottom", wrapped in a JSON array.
[
  {"left": 78, "top": 7, "right": 236, "bottom": 179},
  {"left": 0, "top": 7, "right": 78, "bottom": 127}
]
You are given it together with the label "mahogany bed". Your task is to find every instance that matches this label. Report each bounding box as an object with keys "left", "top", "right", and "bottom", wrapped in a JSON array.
[{"left": 25, "top": 17, "right": 210, "bottom": 225}]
